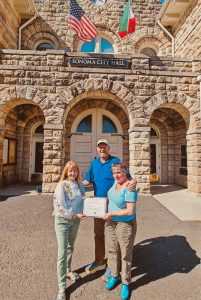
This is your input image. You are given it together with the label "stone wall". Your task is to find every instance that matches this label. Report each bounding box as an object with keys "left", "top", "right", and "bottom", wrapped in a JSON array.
[
  {"left": 0, "top": 0, "right": 20, "bottom": 49},
  {"left": 20, "top": 0, "right": 172, "bottom": 55},
  {"left": 174, "top": 0, "right": 201, "bottom": 57},
  {"left": 0, "top": 50, "right": 201, "bottom": 193}
]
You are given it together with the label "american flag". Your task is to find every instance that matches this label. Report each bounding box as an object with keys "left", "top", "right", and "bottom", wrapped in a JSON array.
[{"left": 69, "top": 0, "right": 98, "bottom": 42}]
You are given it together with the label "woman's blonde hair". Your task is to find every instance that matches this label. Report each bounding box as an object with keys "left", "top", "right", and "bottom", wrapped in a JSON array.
[
  {"left": 111, "top": 162, "right": 127, "bottom": 172},
  {"left": 60, "top": 160, "right": 82, "bottom": 184}
]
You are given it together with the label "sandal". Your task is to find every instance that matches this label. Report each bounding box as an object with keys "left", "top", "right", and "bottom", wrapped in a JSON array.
[{"left": 67, "top": 271, "right": 81, "bottom": 282}]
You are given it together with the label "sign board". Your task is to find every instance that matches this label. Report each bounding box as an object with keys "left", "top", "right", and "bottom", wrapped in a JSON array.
[{"left": 69, "top": 57, "right": 130, "bottom": 69}]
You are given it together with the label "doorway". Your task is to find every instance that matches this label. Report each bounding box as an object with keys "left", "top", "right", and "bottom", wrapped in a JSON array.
[{"left": 70, "top": 108, "right": 123, "bottom": 177}]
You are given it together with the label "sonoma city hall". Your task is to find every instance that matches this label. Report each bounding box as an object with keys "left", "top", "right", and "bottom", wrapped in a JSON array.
[{"left": 0, "top": 0, "right": 201, "bottom": 195}]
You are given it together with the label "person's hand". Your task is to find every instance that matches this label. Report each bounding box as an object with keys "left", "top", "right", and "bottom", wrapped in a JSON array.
[
  {"left": 76, "top": 213, "right": 86, "bottom": 220},
  {"left": 126, "top": 179, "right": 137, "bottom": 191},
  {"left": 103, "top": 212, "right": 112, "bottom": 221},
  {"left": 82, "top": 195, "right": 86, "bottom": 200}
]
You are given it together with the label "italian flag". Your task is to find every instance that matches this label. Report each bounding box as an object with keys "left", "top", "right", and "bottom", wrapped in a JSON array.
[{"left": 117, "top": 0, "right": 136, "bottom": 39}]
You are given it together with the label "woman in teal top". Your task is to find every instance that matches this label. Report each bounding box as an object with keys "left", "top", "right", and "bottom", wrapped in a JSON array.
[{"left": 103, "top": 162, "right": 138, "bottom": 300}]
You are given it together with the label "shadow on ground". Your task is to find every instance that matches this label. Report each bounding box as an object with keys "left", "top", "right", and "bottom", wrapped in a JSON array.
[
  {"left": 130, "top": 235, "right": 200, "bottom": 291},
  {"left": 0, "top": 195, "right": 15, "bottom": 202},
  {"left": 65, "top": 235, "right": 200, "bottom": 299},
  {"left": 151, "top": 184, "right": 185, "bottom": 195}
]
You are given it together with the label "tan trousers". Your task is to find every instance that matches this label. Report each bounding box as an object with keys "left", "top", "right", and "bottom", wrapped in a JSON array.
[
  {"left": 94, "top": 218, "right": 105, "bottom": 264},
  {"left": 106, "top": 219, "right": 137, "bottom": 285}
]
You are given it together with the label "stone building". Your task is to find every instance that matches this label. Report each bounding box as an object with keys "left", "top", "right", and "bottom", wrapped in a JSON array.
[{"left": 0, "top": 0, "right": 201, "bottom": 194}]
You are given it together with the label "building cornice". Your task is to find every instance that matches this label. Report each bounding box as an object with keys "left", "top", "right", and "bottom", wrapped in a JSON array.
[{"left": 158, "top": 0, "right": 193, "bottom": 28}]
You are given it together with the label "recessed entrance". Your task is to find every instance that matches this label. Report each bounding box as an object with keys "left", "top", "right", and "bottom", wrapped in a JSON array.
[
  {"left": 150, "top": 127, "right": 161, "bottom": 182},
  {"left": 29, "top": 124, "right": 44, "bottom": 182},
  {"left": 70, "top": 108, "right": 123, "bottom": 177}
]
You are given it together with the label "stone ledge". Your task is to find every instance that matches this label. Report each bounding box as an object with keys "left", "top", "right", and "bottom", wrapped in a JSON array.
[
  {"left": 44, "top": 124, "right": 64, "bottom": 130},
  {"left": 0, "top": 65, "right": 49, "bottom": 71},
  {"left": 129, "top": 127, "right": 151, "bottom": 133},
  {"left": 187, "top": 128, "right": 201, "bottom": 135}
]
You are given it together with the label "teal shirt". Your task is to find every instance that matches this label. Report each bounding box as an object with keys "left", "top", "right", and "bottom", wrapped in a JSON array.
[{"left": 108, "top": 183, "right": 138, "bottom": 222}]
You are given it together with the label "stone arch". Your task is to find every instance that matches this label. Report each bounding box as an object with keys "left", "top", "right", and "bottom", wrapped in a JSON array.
[
  {"left": 130, "top": 27, "right": 172, "bottom": 56},
  {"left": 62, "top": 78, "right": 136, "bottom": 123},
  {"left": 135, "top": 36, "right": 163, "bottom": 56},
  {"left": 64, "top": 98, "right": 129, "bottom": 165},
  {"left": 21, "top": 19, "right": 62, "bottom": 50},
  {"left": 142, "top": 91, "right": 200, "bottom": 130},
  {"left": 0, "top": 86, "right": 66, "bottom": 124}
]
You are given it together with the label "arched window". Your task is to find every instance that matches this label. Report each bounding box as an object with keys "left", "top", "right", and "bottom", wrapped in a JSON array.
[
  {"left": 77, "top": 115, "right": 92, "bottom": 132},
  {"left": 140, "top": 47, "right": 157, "bottom": 57},
  {"left": 102, "top": 115, "right": 117, "bottom": 133},
  {"left": 36, "top": 43, "right": 54, "bottom": 51},
  {"left": 35, "top": 125, "right": 44, "bottom": 134},
  {"left": 81, "top": 37, "right": 114, "bottom": 54},
  {"left": 150, "top": 127, "right": 158, "bottom": 137}
]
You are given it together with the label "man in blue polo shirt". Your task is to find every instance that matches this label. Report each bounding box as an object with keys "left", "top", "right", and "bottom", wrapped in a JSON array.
[{"left": 83, "top": 139, "right": 136, "bottom": 279}]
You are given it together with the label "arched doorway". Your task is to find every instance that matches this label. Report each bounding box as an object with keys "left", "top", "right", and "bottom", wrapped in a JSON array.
[
  {"left": 150, "top": 105, "right": 188, "bottom": 188},
  {"left": 150, "top": 127, "right": 161, "bottom": 182},
  {"left": 70, "top": 108, "right": 123, "bottom": 177},
  {"left": 29, "top": 124, "right": 44, "bottom": 182},
  {"left": 0, "top": 102, "right": 45, "bottom": 185}
]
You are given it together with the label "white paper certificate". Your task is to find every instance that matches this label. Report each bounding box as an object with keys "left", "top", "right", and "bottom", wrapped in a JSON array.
[{"left": 83, "top": 197, "right": 108, "bottom": 218}]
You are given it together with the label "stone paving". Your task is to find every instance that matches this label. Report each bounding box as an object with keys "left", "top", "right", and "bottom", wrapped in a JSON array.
[{"left": 0, "top": 193, "right": 201, "bottom": 300}]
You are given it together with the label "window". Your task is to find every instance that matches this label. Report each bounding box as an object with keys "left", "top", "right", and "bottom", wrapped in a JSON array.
[
  {"left": 36, "top": 43, "right": 54, "bottom": 51},
  {"left": 180, "top": 145, "right": 187, "bottom": 176},
  {"left": 77, "top": 115, "right": 92, "bottom": 132},
  {"left": 81, "top": 37, "right": 114, "bottom": 54},
  {"left": 140, "top": 47, "right": 157, "bottom": 57},
  {"left": 150, "top": 128, "right": 158, "bottom": 137},
  {"left": 3, "top": 138, "right": 16, "bottom": 165},
  {"left": 35, "top": 125, "right": 44, "bottom": 134},
  {"left": 102, "top": 115, "right": 117, "bottom": 133}
]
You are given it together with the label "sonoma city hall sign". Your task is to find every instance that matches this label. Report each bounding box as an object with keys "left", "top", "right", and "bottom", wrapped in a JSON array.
[{"left": 69, "top": 57, "right": 130, "bottom": 68}]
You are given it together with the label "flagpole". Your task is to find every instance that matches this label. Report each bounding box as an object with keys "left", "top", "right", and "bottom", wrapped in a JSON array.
[{"left": 127, "top": 0, "right": 130, "bottom": 32}]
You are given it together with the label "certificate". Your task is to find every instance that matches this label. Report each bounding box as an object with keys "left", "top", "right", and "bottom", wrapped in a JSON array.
[{"left": 83, "top": 197, "right": 108, "bottom": 218}]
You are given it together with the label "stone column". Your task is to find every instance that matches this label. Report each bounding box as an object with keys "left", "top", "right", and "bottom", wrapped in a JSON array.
[
  {"left": 129, "top": 127, "right": 151, "bottom": 194},
  {"left": 42, "top": 124, "right": 64, "bottom": 193},
  {"left": 187, "top": 128, "right": 201, "bottom": 194}
]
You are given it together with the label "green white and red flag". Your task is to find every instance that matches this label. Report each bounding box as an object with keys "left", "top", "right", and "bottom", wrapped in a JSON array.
[{"left": 117, "top": 0, "right": 136, "bottom": 39}]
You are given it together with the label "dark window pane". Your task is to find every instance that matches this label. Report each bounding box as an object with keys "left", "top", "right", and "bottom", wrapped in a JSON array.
[
  {"left": 181, "top": 158, "right": 187, "bottom": 167},
  {"left": 36, "top": 43, "right": 54, "bottom": 51},
  {"left": 35, "top": 142, "right": 43, "bottom": 172},
  {"left": 140, "top": 47, "right": 157, "bottom": 57},
  {"left": 181, "top": 145, "right": 187, "bottom": 157},
  {"left": 35, "top": 125, "right": 44, "bottom": 134},
  {"left": 102, "top": 115, "right": 117, "bottom": 133},
  {"left": 77, "top": 115, "right": 92, "bottom": 132},
  {"left": 150, "top": 128, "right": 158, "bottom": 137},
  {"left": 150, "top": 144, "right": 156, "bottom": 173},
  {"left": 180, "top": 168, "right": 187, "bottom": 176}
]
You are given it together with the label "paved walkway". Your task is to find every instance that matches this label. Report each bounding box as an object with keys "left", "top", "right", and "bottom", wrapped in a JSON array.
[
  {"left": 0, "top": 190, "right": 201, "bottom": 300},
  {"left": 1, "top": 183, "right": 201, "bottom": 221},
  {"left": 151, "top": 184, "right": 201, "bottom": 222}
]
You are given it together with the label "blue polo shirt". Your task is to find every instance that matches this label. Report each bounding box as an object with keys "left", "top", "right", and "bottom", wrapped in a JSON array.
[{"left": 84, "top": 155, "right": 120, "bottom": 197}]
